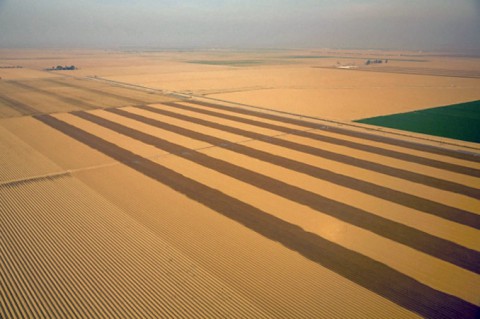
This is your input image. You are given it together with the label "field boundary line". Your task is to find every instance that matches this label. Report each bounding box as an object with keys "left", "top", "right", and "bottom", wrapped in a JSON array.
[{"left": 0, "top": 171, "right": 71, "bottom": 187}]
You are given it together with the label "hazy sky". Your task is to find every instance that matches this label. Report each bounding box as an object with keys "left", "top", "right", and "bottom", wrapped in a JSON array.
[{"left": 0, "top": 0, "right": 479, "bottom": 51}]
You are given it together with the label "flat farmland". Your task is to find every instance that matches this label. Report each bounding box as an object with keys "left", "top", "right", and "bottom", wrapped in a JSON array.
[
  {"left": 1, "top": 49, "right": 480, "bottom": 318},
  {"left": 0, "top": 75, "right": 174, "bottom": 118},
  {"left": 67, "top": 49, "right": 480, "bottom": 121},
  {"left": 3, "top": 49, "right": 479, "bottom": 120}
]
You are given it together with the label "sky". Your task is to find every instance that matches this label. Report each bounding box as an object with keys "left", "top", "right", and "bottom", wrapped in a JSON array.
[{"left": 0, "top": 0, "right": 479, "bottom": 52}]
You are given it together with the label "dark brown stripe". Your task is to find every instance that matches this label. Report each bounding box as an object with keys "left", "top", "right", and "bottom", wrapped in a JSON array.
[
  {"left": 165, "top": 101, "right": 480, "bottom": 177},
  {"left": 108, "top": 107, "right": 480, "bottom": 229},
  {"left": 34, "top": 113, "right": 480, "bottom": 319},
  {"left": 186, "top": 99, "right": 480, "bottom": 163},
  {"left": 138, "top": 104, "right": 480, "bottom": 199},
  {"left": 73, "top": 110, "right": 480, "bottom": 274},
  {"left": 8, "top": 80, "right": 98, "bottom": 110},
  {"left": 44, "top": 78, "right": 146, "bottom": 105},
  {"left": 0, "top": 94, "right": 40, "bottom": 116}
]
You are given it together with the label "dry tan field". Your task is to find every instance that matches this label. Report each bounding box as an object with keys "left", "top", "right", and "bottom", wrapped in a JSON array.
[
  {"left": 2, "top": 48, "right": 479, "bottom": 121},
  {"left": 1, "top": 49, "right": 479, "bottom": 318}
]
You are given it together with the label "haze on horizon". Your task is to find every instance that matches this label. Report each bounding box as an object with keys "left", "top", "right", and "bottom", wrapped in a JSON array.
[{"left": 0, "top": 0, "right": 479, "bottom": 53}]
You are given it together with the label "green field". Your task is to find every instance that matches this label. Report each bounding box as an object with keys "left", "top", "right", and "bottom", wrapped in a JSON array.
[{"left": 355, "top": 100, "right": 480, "bottom": 143}]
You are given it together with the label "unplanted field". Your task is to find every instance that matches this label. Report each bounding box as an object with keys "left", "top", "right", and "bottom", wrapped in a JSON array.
[{"left": 205, "top": 68, "right": 480, "bottom": 121}]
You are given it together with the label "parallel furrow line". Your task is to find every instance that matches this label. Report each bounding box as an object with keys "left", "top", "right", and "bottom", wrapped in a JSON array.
[
  {"left": 0, "top": 239, "right": 49, "bottom": 318},
  {"left": 80, "top": 179, "right": 294, "bottom": 318},
  {"left": 0, "top": 263, "right": 18, "bottom": 319},
  {"left": 52, "top": 180, "right": 214, "bottom": 318},
  {"left": 33, "top": 181, "right": 163, "bottom": 318},
  {"left": 0, "top": 244, "right": 32, "bottom": 318},
  {"left": 16, "top": 184, "right": 149, "bottom": 317},
  {"left": 56, "top": 178, "right": 268, "bottom": 318},
  {"left": 2, "top": 188, "right": 78, "bottom": 318},
  {"left": 4, "top": 176, "right": 264, "bottom": 317},
  {"left": 58, "top": 176, "right": 270, "bottom": 318},
  {"left": 6, "top": 180, "right": 141, "bottom": 317},
  {"left": 28, "top": 182, "right": 118, "bottom": 318},
  {"left": 10, "top": 183, "right": 104, "bottom": 318}
]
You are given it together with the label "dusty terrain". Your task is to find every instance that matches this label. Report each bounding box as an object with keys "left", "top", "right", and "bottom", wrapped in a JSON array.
[{"left": 1, "top": 49, "right": 479, "bottom": 318}]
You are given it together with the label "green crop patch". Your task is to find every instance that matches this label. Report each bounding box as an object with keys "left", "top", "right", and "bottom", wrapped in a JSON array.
[{"left": 355, "top": 100, "right": 480, "bottom": 143}]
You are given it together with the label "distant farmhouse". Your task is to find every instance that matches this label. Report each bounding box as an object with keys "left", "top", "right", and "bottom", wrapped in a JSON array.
[
  {"left": 46, "top": 65, "right": 77, "bottom": 71},
  {"left": 365, "top": 59, "right": 388, "bottom": 65}
]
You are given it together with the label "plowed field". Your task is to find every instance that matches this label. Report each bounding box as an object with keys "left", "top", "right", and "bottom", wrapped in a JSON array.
[{"left": 1, "top": 50, "right": 480, "bottom": 318}]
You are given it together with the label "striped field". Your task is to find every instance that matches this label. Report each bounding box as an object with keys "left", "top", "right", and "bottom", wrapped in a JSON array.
[{"left": 1, "top": 94, "right": 480, "bottom": 317}]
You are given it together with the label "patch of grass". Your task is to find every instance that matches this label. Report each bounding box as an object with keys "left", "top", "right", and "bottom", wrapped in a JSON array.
[{"left": 355, "top": 100, "right": 480, "bottom": 143}]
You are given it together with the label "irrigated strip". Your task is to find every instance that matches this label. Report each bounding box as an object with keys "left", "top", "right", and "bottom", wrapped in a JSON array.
[
  {"left": 108, "top": 107, "right": 480, "bottom": 229},
  {"left": 34, "top": 113, "right": 479, "bottom": 319},
  {"left": 138, "top": 104, "right": 480, "bottom": 199},
  {"left": 186, "top": 99, "right": 480, "bottom": 163},
  {"left": 73, "top": 110, "right": 480, "bottom": 274}
]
